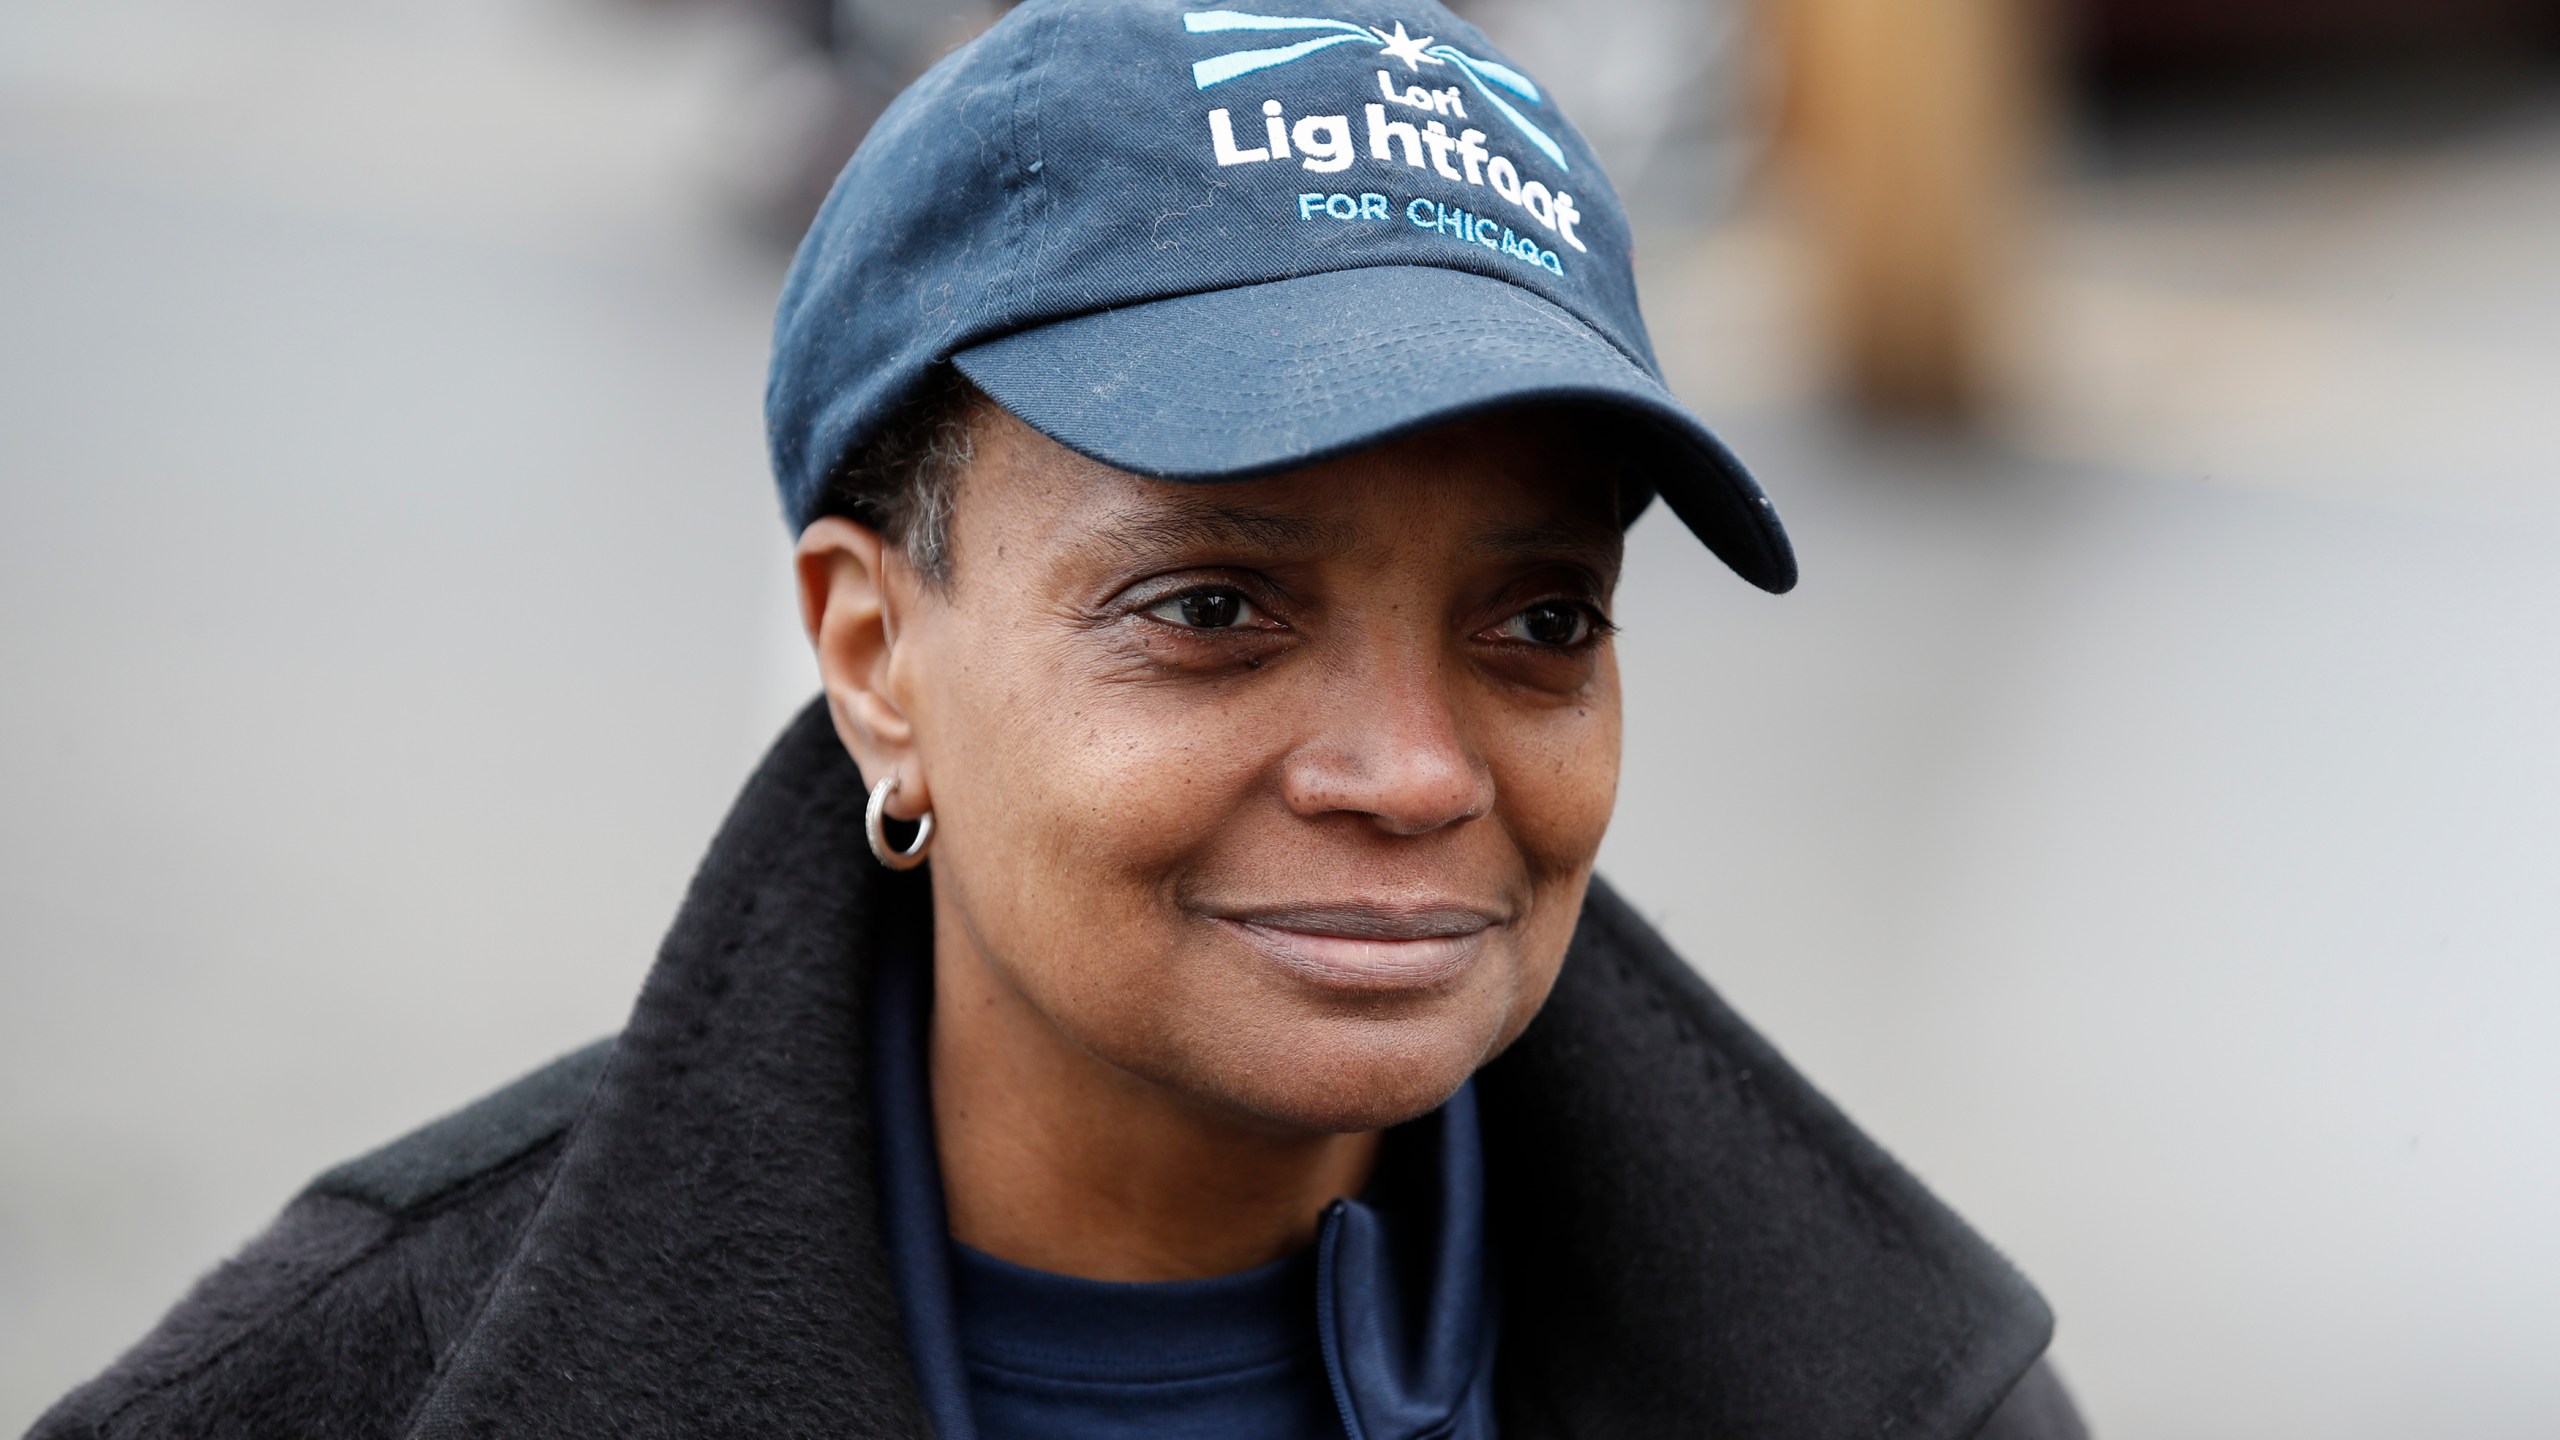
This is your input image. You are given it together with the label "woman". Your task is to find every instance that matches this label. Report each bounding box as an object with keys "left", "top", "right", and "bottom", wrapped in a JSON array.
[{"left": 34, "top": 2, "right": 2083, "bottom": 1437}]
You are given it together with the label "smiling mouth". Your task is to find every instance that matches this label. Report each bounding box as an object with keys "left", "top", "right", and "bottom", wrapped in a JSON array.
[{"left": 1207, "top": 904, "right": 1503, "bottom": 991}]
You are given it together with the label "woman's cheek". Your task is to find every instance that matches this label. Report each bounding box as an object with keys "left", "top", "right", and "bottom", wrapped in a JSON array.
[
  {"left": 990, "top": 686, "right": 1260, "bottom": 919},
  {"left": 1499, "top": 680, "right": 1622, "bottom": 877}
]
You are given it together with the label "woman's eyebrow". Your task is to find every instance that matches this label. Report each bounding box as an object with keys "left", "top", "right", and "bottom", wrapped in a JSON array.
[
  {"left": 1089, "top": 499, "right": 1349, "bottom": 561},
  {"left": 1472, "top": 515, "right": 1625, "bottom": 574}
]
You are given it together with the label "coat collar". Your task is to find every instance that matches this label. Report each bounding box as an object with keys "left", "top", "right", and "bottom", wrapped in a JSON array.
[
  {"left": 405, "top": 702, "right": 2048, "bottom": 1438},
  {"left": 1476, "top": 881, "right": 2052, "bottom": 1437}
]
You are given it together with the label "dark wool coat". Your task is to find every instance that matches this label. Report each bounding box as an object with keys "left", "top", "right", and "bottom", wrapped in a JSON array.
[{"left": 33, "top": 702, "right": 2086, "bottom": 1440}]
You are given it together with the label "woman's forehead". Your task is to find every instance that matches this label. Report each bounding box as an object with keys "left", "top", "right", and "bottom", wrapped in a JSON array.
[{"left": 964, "top": 406, "right": 1623, "bottom": 566}]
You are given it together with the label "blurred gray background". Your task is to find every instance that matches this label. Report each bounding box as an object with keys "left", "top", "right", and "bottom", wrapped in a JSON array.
[{"left": 5, "top": 0, "right": 2557, "bottom": 1434}]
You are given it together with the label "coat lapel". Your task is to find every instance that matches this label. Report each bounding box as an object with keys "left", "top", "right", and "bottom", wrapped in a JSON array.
[
  {"left": 404, "top": 703, "right": 934, "bottom": 1438},
  {"left": 1481, "top": 882, "right": 2053, "bottom": 1439}
]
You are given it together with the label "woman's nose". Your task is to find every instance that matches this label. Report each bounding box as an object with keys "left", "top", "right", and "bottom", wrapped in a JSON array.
[{"left": 1279, "top": 659, "right": 1493, "bottom": 836}]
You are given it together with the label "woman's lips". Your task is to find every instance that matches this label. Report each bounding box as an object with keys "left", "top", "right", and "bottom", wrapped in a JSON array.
[{"left": 1209, "top": 904, "right": 1501, "bottom": 991}]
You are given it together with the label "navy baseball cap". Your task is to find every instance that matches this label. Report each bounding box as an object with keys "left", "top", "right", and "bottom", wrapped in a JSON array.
[{"left": 767, "top": 0, "right": 1795, "bottom": 592}]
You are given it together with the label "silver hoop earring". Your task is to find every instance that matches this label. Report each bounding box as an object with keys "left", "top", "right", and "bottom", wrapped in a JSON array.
[{"left": 865, "top": 775, "right": 935, "bottom": 871}]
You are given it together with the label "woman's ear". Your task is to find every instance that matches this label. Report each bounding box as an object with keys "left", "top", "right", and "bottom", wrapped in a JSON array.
[{"left": 794, "top": 516, "right": 933, "bottom": 818}]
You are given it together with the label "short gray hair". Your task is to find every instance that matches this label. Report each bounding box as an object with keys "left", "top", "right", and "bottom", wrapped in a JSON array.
[{"left": 815, "top": 368, "right": 988, "bottom": 587}]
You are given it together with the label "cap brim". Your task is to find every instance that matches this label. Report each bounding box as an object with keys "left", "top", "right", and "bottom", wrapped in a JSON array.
[{"left": 949, "top": 266, "right": 1796, "bottom": 593}]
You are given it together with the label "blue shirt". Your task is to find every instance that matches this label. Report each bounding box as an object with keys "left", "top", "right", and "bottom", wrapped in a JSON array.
[
  {"left": 948, "top": 1239, "right": 1338, "bottom": 1440},
  {"left": 868, "top": 938, "right": 1497, "bottom": 1440}
]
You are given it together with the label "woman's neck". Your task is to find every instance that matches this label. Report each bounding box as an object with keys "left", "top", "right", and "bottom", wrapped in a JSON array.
[{"left": 927, "top": 930, "right": 1380, "bottom": 1282}]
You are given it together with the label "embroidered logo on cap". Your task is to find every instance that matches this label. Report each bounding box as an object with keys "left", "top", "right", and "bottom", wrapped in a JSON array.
[
  {"left": 1182, "top": 9, "right": 1589, "bottom": 275},
  {"left": 1184, "top": 10, "right": 1566, "bottom": 167}
]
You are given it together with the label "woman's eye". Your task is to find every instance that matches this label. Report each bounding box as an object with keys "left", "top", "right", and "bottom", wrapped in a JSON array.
[
  {"left": 1500, "top": 601, "right": 1595, "bottom": 647},
  {"left": 1145, "top": 588, "right": 1260, "bottom": 631}
]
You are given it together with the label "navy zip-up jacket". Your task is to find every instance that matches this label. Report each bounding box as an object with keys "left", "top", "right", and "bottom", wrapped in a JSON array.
[{"left": 31, "top": 701, "right": 2086, "bottom": 1439}]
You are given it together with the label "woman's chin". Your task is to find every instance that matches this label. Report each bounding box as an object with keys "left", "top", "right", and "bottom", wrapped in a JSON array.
[
  {"left": 1166, "top": 1025, "right": 1496, "bottom": 1136},
  {"left": 1104, "top": 930, "right": 1553, "bottom": 1134}
]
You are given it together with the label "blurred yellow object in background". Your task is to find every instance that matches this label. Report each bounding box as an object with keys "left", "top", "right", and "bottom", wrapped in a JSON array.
[{"left": 1769, "top": 0, "right": 2043, "bottom": 420}]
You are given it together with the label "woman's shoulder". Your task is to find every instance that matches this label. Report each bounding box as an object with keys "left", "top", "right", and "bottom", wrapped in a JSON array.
[{"left": 30, "top": 1040, "right": 613, "bottom": 1440}]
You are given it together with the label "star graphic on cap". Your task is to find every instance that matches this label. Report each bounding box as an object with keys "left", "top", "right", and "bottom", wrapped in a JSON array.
[{"left": 1367, "top": 21, "right": 1442, "bottom": 71}]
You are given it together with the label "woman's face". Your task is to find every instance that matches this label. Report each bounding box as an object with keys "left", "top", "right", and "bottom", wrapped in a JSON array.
[{"left": 871, "top": 406, "right": 1622, "bottom": 1135}]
